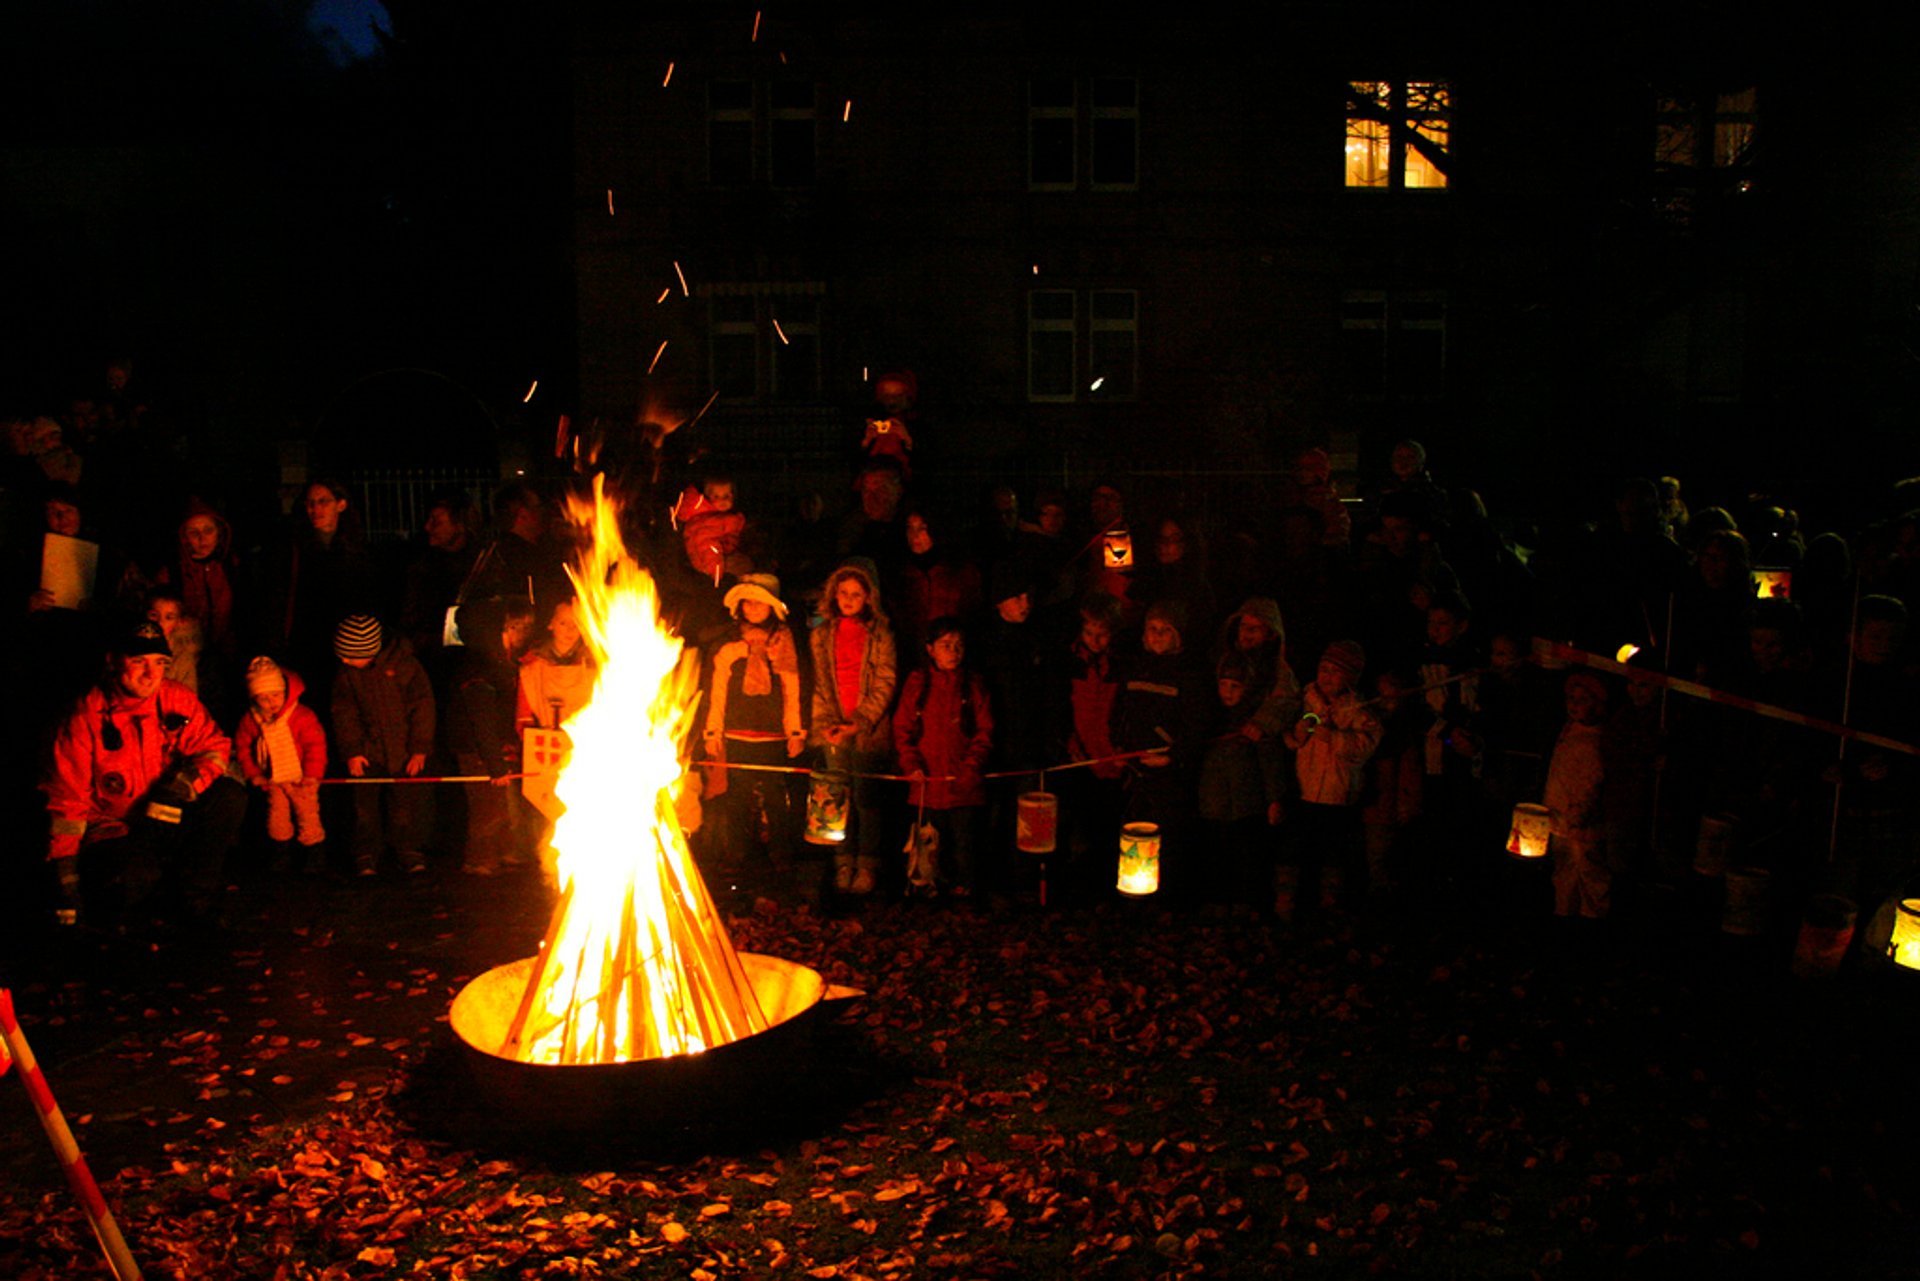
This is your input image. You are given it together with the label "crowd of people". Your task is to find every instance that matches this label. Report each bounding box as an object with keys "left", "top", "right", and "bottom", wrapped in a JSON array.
[{"left": 5, "top": 363, "right": 1917, "bottom": 953}]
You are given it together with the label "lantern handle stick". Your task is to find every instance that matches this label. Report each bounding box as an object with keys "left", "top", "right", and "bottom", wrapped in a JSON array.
[{"left": 1828, "top": 572, "right": 1865, "bottom": 865}]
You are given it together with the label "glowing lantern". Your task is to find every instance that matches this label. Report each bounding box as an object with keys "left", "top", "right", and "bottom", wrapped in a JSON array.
[
  {"left": 803, "top": 770, "right": 851, "bottom": 845},
  {"left": 1790, "top": 894, "right": 1856, "bottom": 980},
  {"left": 1101, "top": 528, "right": 1134, "bottom": 570},
  {"left": 1506, "top": 803, "right": 1551, "bottom": 860},
  {"left": 1614, "top": 643, "right": 1641, "bottom": 664},
  {"left": 1889, "top": 898, "right": 1920, "bottom": 971},
  {"left": 1693, "top": 813, "right": 1736, "bottom": 877},
  {"left": 1016, "top": 792, "right": 1057, "bottom": 854},
  {"left": 1754, "top": 568, "right": 1792, "bottom": 600},
  {"left": 1116, "top": 822, "right": 1160, "bottom": 895}
]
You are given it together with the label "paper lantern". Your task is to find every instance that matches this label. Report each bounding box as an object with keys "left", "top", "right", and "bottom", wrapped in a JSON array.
[
  {"left": 1116, "top": 822, "right": 1160, "bottom": 896},
  {"left": 1790, "top": 894, "right": 1856, "bottom": 980},
  {"left": 1016, "top": 792, "right": 1057, "bottom": 854},
  {"left": 1101, "top": 528, "right": 1134, "bottom": 570},
  {"left": 1614, "top": 643, "right": 1641, "bottom": 664},
  {"left": 802, "top": 770, "right": 851, "bottom": 845},
  {"left": 1506, "top": 803, "right": 1551, "bottom": 860},
  {"left": 1693, "top": 813, "right": 1736, "bottom": 877},
  {"left": 1754, "top": 568, "right": 1792, "bottom": 600},
  {"left": 1889, "top": 898, "right": 1920, "bottom": 971}
]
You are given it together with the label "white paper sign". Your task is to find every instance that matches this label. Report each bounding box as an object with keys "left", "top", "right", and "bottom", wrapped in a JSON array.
[{"left": 40, "top": 533, "right": 99, "bottom": 610}]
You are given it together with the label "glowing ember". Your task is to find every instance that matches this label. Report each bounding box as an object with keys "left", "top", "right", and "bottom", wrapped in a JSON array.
[
  {"left": 501, "top": 479, "right": 770, "bottom": 1065},
  {"left": 648, "top": 340, "right": 669, "bottom": 374}
]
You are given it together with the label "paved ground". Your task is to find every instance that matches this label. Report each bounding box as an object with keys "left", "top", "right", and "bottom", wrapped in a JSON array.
[{"left": 4, "top": 856, "right": 1920, "bottom": 1279}]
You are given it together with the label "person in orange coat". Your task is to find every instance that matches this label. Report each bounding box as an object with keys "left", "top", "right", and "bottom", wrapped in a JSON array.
[{"left": 43, "top": 619, "right": 241, "bottom": 924}]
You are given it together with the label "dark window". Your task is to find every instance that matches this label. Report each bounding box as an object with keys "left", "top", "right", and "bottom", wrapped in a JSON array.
[
  {"left": 1029, "top": 78, "right": 1076, "bottom": 189},
  {"left": 708, "top": 80, "right": 754, "bottom": 186},
  {"left": 1028, "top": 290, "right": 1076, "bottom": 400},
  {"left": 769, "top": 80, "right": 816, "bottom": 188},
  {"left": 1090, "top": 78, "right": 1139, "bottom": 188}
]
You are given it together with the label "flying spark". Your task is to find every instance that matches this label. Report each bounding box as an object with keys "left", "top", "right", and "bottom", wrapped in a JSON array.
[
  {"left": 662, "top": 61, "right": 674, "bottom": 87},
  {"left": 1032, "top": 264, "right": 1040, "bottom": 275},
  {"left": 674, "top": 261, "right": 689, "bottom": 296},
  {"left": 1090, "top": 377, "right": 1105, "bottom": 391},
  {"left": 751, "top": 10, "right": 761, "bottom": 41},
  {"left": 772, "top": 317, "right": 790, "bottom": 345},
  {"left": 842, "top": 100, "right": 852, "bottom": 122},
  {"left": 648, "top": 341, "right": 669, "bottom": 374},
  {"left": 523, "top": 380, "right": 538, "bottom": 403},
  {"left": 687, "top": 388, "right": 722, "bottom": 429},
  {"left": 656, "top": 287, "right": 671, "bottom": 304},
  {"left": 606, "top": 189, "right": 615, "bottom": 216}
]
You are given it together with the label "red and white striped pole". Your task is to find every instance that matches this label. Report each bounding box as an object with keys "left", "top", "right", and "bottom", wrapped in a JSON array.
[{"left": 0, "top": 988, "right": 143, "bottom": 1281}]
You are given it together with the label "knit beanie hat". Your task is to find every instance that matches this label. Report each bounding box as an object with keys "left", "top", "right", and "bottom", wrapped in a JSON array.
[
  {"left": 1319, "top": 640, "right": 1367, "bottom": 678},
  {"left": 334, "top": 614, "right": 383, "bottom": 661},
  {"left": 245, "top": 655, "right": 288, "bottom": 697}
]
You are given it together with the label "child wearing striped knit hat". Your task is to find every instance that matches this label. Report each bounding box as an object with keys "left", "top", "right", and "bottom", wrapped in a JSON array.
[
  {"left": 331, "top": 613, "right": 437, "bottom": 875},
  {"left": 236, "top": 655, "right": 329, "bottom": 872}
]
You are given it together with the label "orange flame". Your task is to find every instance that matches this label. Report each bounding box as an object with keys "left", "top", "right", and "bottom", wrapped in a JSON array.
[{"left": 509, "top": 477, "right": 769, "bottom": 1064}]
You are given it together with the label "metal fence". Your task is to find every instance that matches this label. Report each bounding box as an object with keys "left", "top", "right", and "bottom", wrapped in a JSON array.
[{"left": 345, "top": 467, "right": 501, "bottom": 545}]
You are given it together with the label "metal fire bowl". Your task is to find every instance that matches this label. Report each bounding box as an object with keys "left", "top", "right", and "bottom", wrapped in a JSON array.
[{"left": 450, "top": 952, "right": 859, "bottom": 1139}]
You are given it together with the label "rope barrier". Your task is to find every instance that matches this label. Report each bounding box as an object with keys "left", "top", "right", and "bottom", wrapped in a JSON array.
[
  {"left": 0, "top": 989, "right": 143, "bottom": 1281},
  {"left": 1531, "top": 639, "right": 1920, "bottom": 757}
]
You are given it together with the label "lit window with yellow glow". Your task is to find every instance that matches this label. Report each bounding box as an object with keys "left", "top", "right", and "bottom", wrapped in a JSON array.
[{"left": 1345, "top": 81, "right": 1451, "bottom": 190}]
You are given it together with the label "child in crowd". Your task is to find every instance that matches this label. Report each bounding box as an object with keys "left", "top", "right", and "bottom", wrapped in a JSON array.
[
  {"left": 808, "top": 559, "right": 897, "bottom": 894},
  {"left": 1281, "top": 640, "right": 1382, "bottom": 918},
  {"left": 1545, "top": 671, "right": 1610, "bottom": 919},
  {"left": 675, "top": 473, "right": 748, "bottom": 584},
  {"left": 1111, "top": 600, "right": 1209, "bottom": 894},
  {"left": 158, "top": 498, "right": 241, "bottom": 667},
  {"left": 516, "top": 598, "right": 596, "bottom": 732},
  {"left": 702, "top": 574, "right": 806, "bottom": 889},
  {"left": 145, "top": 587, "right": 207, "bottom": 703},
  {"left": 330, "top": 614, "right": 436, "bottom": 876},
  {"left": 1216, "top": 597, "right": 1302, "bottom": 739},
  {"left": 1360, "top": 669, "right": 1425, "bottom": 896},
  {"left": 447, "top": 597, "right": 536, "bottom": 876},
  {"left": 1197, "top": 653, "right": 1285, "bottom": 905},
  {"left": 1053, "top": 593, "right": 1126, "bottom": 892},
  {"left": 894, "top": 618, "right": 993, "bottom": 897},
  {"left": 236, "top": 655, "right": 329, "bottom": 873}
]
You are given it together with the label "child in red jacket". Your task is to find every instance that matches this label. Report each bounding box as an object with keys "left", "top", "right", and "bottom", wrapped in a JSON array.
[
  {"left": 237, "top": 656, "right": 329, "bottom": 871},
  {"left": 894, "top": 617, "right": 993, "bottom": 898}
]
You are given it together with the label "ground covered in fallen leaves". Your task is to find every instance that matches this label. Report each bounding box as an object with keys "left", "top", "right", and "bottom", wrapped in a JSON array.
[{"left": 5, "top": 863, "right": 1920, "bottom": 1279}]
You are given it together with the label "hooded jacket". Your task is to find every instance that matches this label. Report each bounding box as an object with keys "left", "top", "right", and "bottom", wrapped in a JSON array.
[
  {"left": 161, "top": 498, "right": 239, "bottom": 655},
  {"left": 235, "top": 666, "right": 329, "bottom": 784},
  {"left": 1215, "top": 597, "right": 1302, "bottom": 738},
  {"left": 807, "top": 559, "right": 897, "bottom": 754}
]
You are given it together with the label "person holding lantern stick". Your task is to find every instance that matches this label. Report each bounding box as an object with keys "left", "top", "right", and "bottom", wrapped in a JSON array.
[
  {"left": 1110, "top": 601, "right": 1209, "bottom": 900},
  {"left": 1281, "top": 641, "right": 1382, "bottom": 920}
]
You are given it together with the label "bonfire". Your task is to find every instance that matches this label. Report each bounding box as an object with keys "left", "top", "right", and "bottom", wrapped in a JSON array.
[{"left": 495, "top": 478, "right": 770, "bottom": 1065}]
